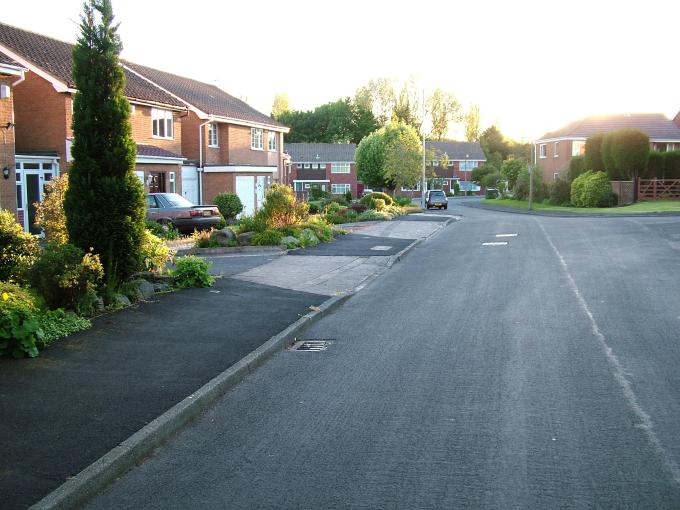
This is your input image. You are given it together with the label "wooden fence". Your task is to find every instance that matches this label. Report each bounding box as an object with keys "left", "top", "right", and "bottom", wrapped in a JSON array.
[{"left": 638, "top": 178, "right": 680, "bottom": 200}]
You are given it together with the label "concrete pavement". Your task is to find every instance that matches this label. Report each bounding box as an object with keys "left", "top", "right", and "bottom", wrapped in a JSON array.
[{"left": 87, "top": 201, "right": 680, "bottom": 508}]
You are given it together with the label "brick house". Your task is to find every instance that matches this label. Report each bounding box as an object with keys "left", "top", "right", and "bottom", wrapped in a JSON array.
[
  {"left": 0, "top": 50, "right": 25, "bottom": 220},
  {"left": 0, "top": 22, "right": 187, "bottom": 232},
  {"left": 396, "top": 141, "right": 485, "bottom": 198},
  {"left": 124, "top": 62, "right": 289, "bottom": 216},
  {"left": 284, "top": 143, "right": 362, "bottom": 198},
  {"left": 533, "top": 113, "right": 680, "bottom": 183}
]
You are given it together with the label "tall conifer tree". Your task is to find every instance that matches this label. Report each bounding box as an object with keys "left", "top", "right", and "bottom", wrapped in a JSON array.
[{"left": 65, "top": 0, "right": 145, "bottom": 287}]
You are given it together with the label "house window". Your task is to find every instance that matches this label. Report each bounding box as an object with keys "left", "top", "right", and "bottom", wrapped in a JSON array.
[
  {"left": 554, "top": 142, "right": 559, "bottom": 157},
  {"left": 130, "top": 104, "right": 136, "bottom": 115},
  {"left": 401, "top": 182, "right": 421, "bottom": 191},
  {"left": 297, "top": 163, "right": 304, "bottom": 169},
  {"left": 169, "top": 172, "right": 176, "bottom": 193},
  {"left": 268, "top": 131, "right": 277, "bottom": 151},
  {"left": 460, "top": 160, "right": 478, "bottom": 172},
  {"left": 152, "top": 109, "right": 173, "bottom": 139},
  {"left": 539, "top": 144, "right": 547, "bottom": 158},
  {"left": 331, "top": 163, "right": 350, "bottom": 174},
  {"left": 319, "top": 163, "right": 326, "bottom": 169},
  {"left": 572, "top": 141, "right": 586, "bottom": 157},
  {"left": 331, "top": 183, "right": 351, "bottom": 195},
  {"left": 304, "top": 163, "right": 311, "bottom": 169},
  {"left": 251, "top": 128, "right": 263, "bottom": 150},
  {"left": 554, "top": 172, "right": 560, "bottom": 181},
  {"left": 208, "top": 124, "right": 219, "bottom": 147},
  {"left": 15, "top": 169, "right": 22, "bottom": 209}
]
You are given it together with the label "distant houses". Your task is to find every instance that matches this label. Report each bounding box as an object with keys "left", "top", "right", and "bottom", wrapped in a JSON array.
[{"left": 532, "top": 113, "right": 680, "bottom": 183}]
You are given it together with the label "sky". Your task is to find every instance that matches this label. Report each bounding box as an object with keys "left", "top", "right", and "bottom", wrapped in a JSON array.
[{"left": 2, "top": 0, "right": 679, "bottom": 141}]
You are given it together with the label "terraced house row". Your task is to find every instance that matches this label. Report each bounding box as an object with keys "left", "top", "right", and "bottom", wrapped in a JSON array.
[{"left": 0, "top": 21, "right": 288, "bottom": 233}]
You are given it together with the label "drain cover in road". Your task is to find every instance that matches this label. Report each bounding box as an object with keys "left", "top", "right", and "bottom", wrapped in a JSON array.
[
  {"left": 482, "top": 242, "right": 508, "bottom": 246},
  {"left": 289, "top": 340, "right": 333, "bottom": 351},
  {"left": 370, "top": 245, "right": 393, "bottom": 251}
]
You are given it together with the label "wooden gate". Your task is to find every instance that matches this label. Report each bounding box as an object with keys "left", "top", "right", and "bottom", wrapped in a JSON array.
[{"left": 638, "top": 178, "right": 680, "bottom": 200}]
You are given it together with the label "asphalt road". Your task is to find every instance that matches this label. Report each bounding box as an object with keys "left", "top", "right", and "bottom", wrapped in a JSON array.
[{"left": 88, "top": 202, "right": 680, "bottom": 509}]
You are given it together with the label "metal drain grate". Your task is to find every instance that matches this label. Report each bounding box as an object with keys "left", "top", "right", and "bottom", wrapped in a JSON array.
[{"left": 290, "top": 339, "right": 333, "bottom": 351}]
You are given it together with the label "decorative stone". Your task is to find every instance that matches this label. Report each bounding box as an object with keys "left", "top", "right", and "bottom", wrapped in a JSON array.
[
  {"left": 95, "top": 296, "right": 105, "bottom": 313},
  {"left": 281, "top": 236, "right": 300, "bottom": 246},
  {"left": 112, "top": 294, "right": 131, "bottom": 308},
  {"left": 238, "top": 231, "right": 256, "bottom": 245},
  {"left": 211, "top": 228, "right": 236, "bottom": 246},
  {"left": 153, "top": 283, "right": 170, "bottom": 293},
  {"left": 131, "top": 279, "right": 155, "bottom": 300}
]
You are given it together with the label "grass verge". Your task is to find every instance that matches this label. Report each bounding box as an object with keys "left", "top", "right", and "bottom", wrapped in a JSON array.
[{"left": 480, "top": 199, "right": 680, "bottom": 214}]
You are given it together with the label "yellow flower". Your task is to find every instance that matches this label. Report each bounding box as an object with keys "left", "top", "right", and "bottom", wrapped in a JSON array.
[{"left": 1, "top": 292, "right": 9, "bottom": 301}]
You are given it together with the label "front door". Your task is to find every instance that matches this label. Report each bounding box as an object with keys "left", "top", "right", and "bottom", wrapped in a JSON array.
[
  {"left": 15, "top": 159, "right": 57, "bottom": 233},
  {"left": 148, "top": 172, "right": 166, "bottom": 194},
  {"left": 255, "top": 176, "right": 266, "bottom": 211},
  {"left": 235, "top": 176, "right": 255, "bottom": 216}
]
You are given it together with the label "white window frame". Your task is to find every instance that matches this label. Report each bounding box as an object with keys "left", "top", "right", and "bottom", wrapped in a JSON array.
[
  {"left": 401, "top": 182, "right": 421, "bottom": 191},
  {"left": 539, "top": 144, "right": 547, "bottom": 158},
  {"left": 554, "top": 172, "right": 560, "bottom": 181},
  {"left": 572, "top": 141, "right": 585, "bottom": 157},
  {"left": 331, "top": 183, "right": 351, "bottom": 195},
  {"left": 208, "top": 123, "right": 219, "bottom": 148},
  {"left": 152, "top": 108, "right": 174, "bottom": 139},
  {"left": 169, "top": 171, "right": 176, "bottom": 193},
  {"left": 251, "top": 128, "right": 264, "bottom": 150},
  {"left": 268, "top": 131, "right": 277, "bottom": 151},
  {"left": 331, "top": 163, "right": 350, "bottom": 174},
  {"left": 554, "top": 142, "right": 559, "bottom": 157}
]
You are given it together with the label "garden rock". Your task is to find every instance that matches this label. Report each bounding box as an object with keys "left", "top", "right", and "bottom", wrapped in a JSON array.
[
  {"left": 211, "top": 228, "right": 236, "bottom": 246},
  {"left": 112, "top": 293, "right": 131, "bottom": 308},
  {"left": 153, "top": 283, "right": 170, "bottom": 293},
  {"left": 301, "top": 228, "right": 319, "bottom": 245},
  {"left": 131, "top": 279, "right": 155, "bottom": 300},
  {"left": 238, "top": 231, "right": 256, "bottom": 245},
  {"left": 281, "top": 235, "right": 300, "bottom": 247},
  {"left": 95, "top": 296, "right": 105, "bottom": 313}
]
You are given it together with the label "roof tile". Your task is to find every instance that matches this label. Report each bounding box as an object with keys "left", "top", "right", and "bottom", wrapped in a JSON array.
[{"left": 538, "top": 113, "right": 680, "bottom": 141}]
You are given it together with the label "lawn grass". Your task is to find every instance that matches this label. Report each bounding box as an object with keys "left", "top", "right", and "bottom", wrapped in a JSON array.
[{"left": 480, "top": 198, "right": 680, "bottom": 214}]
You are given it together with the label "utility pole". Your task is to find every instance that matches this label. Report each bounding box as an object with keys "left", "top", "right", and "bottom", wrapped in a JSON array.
[
  {"left": 421, "top": 89, "right": 426, "bottom": 209},
  {"left": 528, "top": 164, "right": 534, "bottom": 211}
]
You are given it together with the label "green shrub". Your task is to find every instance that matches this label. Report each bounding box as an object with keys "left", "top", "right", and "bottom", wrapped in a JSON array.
[
  {"left": 351, "top": 203, "right": 368, "bottom": 213},
  {"left": 191, "top": 229, "right": 221, "bottom": 248},
  {"left": 392, "top": 196, "right": 411, "bottom": 206},
  {"left": 513, "top": 166, "right": 547, "bottom": 201},
  {"left": 298, "top": 228, "right": 320, "bottom": 247},
  {"left": 28, "top": 243, "right": 104, "bottom": 316},
  {"left": 357, "top": 209, "right": 392, "bottom": 221},
  {"left": 344, "top": 190, "right": 353, "bottom": 202},
  {"left": 213, "top": 192, "right": 243, "bottom": 220},
  {"left": 251, "top": 229, "right": 283, "bottom": 246},
  {"left": 308, "top": 201, "right": 321, "bottom": 214},
  {"left": 646, "top": 151, "right": 664, "bottom": 178},
  {"left": 145, "top": 220, "right": 179, "bottom": 240},
  {"left": 360, "top": 192, "right": 393, "bottom": 207},
  {"left": 35, "top": 174, "right": 69, "bottom": 245},
  {"left": 36, "top": 308, "right": 91, "bottom": 346},
  {"left": 568, "top": 155, "right": 587, "bottom": 181},
  {"left": 571, "top": 171, "right": 612, "bottom": 208},
  {"left": 172, "top": 256, "right": 214, "bottom": 288},
  {"left": 0, "top": 283, "right": 43, "bottom": 358},
  {"left": 309, "top": 185, "right": 330, "bottom": 201},
  {"left": 140, "top": 229, "right": 173, "bottom": 272},
  {"left": 664, "top": 151, "right": 680, "bottom": 179},
  {"left": 324, "top": 201, "right": 343, "bottom": 214},
  {"left": 485, "top": 188, "right": 500, "bottom": 199},
  {"left": 549, "top": 178, "right": 572, "bottom": 206},
  {"left": 261, "top": 184, "right": 309, "bottom": 229},
  {"left": 237, "top": 212, "right": 268, "bottom": 234},
  {"left": 0, "top": 210, "right": 39, "bottom": 282},
  {"left": 298, "top": 219, "right": 333, "bottom": 242},
  {"left": 445, "top": 191, "right": 454, "bottom": 197}
]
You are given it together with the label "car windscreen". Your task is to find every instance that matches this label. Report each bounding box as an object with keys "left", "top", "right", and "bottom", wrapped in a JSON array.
[
  {"left": 160, "top": 194, "right": 195, "bottom": 208},
  {"left": 430, "top": 192, "right": 445, "bottom": 198}
]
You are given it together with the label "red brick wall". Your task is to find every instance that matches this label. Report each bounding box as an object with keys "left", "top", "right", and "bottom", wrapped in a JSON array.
[
  {"left": 328, "top": 162, "right": 358, "bottom": 196},
  {"left": 535, "top": 139, "right": 574, "bottom": 181},
  {"left": 202, "top": 171, "right": 273, "bottom": 204},
  {"left": 13, "top": 72, "right": 68, "bottom": 165},
  {"left": 0, "top": 76, "right": 17, "bottom": 216},
  {"left": 129, "top": 104, "right": 182, "bottom": 155}
]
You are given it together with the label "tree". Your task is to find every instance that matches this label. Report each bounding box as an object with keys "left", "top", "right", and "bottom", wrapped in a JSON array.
[
  {"left": 471, "top": 163, "right": 496, "bottom": 185},
  {"left": 646, "top": 151, "right": 664, "bottom": 178},
  {"left": 392, "top": 79, "right": 422, "bottom": 132},
  {"left": 64, "top": 0, "right": 145, "bottom": 287},
  {"left": 568, "top": 155, "right": 587, "bottom": 181},
  {"left": 480, "top": 125, "right": 510, "bottom": 160},
  {"left": 271, "top": 93, "right": 290, "bottom": 119},
  {"left": 356, "top": 129, "right": 389, "bottom": 189},
  {"left": 464, "top": 104, "right": 480, "bottom": 142},
  {"left": 383, "top": 122, "right": 423, "bottom": 192},
  {"left": 584, "top": 133, "right": 606, "bottom": 172},
  {"left": 355, "top": 78, "right": 396, "bottom": 126},
  {"left": 500, "top": 158, "right": 526, "bottom": 191},
  {"left": 427, "top": 88, "right": 462, "bottom": 140}
]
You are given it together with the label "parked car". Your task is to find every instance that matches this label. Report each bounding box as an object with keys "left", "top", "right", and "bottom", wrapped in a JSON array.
[
  {"left": 145, "top": 193, "right": 221, "bottom": 233},
  {"left": 362, "top": 188, "right": 374, "bottom": 197},
  {"left": 425, "top": 190, "right": 448, "bottom": 210}
]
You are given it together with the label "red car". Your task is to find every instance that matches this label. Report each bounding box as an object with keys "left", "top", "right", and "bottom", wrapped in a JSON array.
[{"left": 146, "top": 193, "right": 221, "bottom": 233}]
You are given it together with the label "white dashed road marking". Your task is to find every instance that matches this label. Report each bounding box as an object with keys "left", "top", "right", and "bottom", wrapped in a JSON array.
[
  {"left": 370, "top": 246, "right": 393, "bottom": 251},
  {"left": 496, "top": 233, "right": 518, "bottom": 237},
  {"left": 482, "top": 242, "right": 508, "bottom": 246}
]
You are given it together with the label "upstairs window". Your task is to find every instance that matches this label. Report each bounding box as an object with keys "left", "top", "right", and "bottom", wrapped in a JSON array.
[
  {"left": 554, "top": 142, "right": 559, "bottom": 157},
  {"left": 331, "top": 163, "right": 350, "bottom": 174},
  {"left": 268, "top": 131, "right": 277, "bottom": 151},
  {"left": 251, "top": 128, "right": 263, "bottom": 150},
  {"left": 572, "top": 141, "right": 586, "bottom": 157},
  {"left": 152, "top": 109, "right": 173, "bottom": 139},
  {"left": 539, "top": 144, "right": 547, "bottom": 158},
  {"left": 208, "top": 123, "right": 219, "bottom": 147}
]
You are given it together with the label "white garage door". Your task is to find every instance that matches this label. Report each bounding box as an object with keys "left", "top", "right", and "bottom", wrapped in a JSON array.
[
  {"left": 182, "top": 165, "right": 199, "bottom": 204},
  {"left": 236, "top": 175, "right": 255, "bottom": 216}
]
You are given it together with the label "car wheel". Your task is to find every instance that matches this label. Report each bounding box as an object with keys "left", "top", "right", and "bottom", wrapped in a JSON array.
[{"left": 444, "top": 205, "right": 448, "bottom": 209}]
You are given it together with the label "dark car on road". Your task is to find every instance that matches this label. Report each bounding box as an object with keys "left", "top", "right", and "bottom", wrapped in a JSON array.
[
  {"left": 425, "top": 190, "right": 448, "bottom": 210},
  {"left": 146, "top": 193, "right": 221, "bottom": 233}
]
